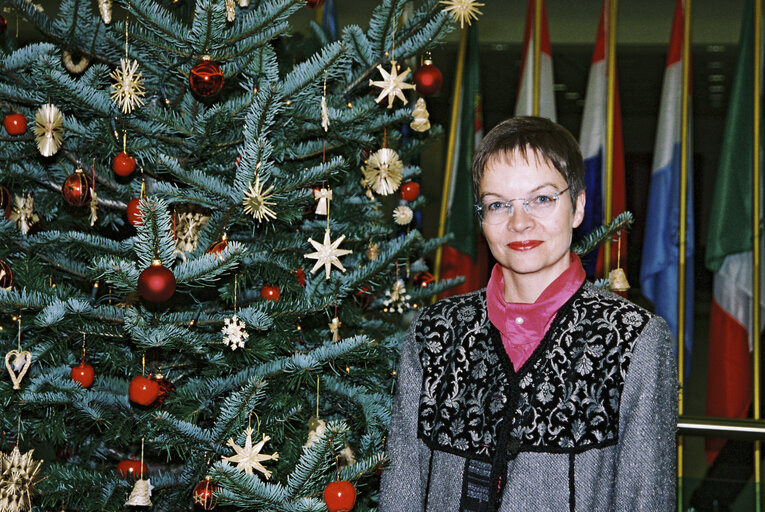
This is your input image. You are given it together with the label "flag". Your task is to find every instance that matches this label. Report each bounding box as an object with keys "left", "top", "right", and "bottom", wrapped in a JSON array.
[
  {"left": 321, "top": 0, "right": 338, "bottom": 41},
  {"left": 438, "top": 24, "right": 488, "bottom": 298},
  {"left": 514, "top": 0, "right": 556, "bottom": 120},
  {"left": 639, "top": 0, "right": 694, "bottom": 369},
  {"left": 704, "top": 0, "right": 764, "bottom": 461},
  {"left": 577, "top": 2, "right": 627, "bottom": 278}
]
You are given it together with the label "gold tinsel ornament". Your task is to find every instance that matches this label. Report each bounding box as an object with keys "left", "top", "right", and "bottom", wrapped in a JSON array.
[
  {"left": 33, "top": 103, "right": 63, "bottom": 156},
  {"left": 369, "top": 60, "right": 416, "bottom": 108},
  {"left": 0, "top": 446, "right": 43, "bottom": 512},
  {"left": 362, "top": 148, "right": 403, "bottom": 196},
  {"left": 440, "top": 0, "right": 484, "bottom": 28}
]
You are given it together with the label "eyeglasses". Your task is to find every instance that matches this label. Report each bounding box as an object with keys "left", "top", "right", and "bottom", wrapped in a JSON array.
[{"left": 475, "top": 187, "right": 570, "bottom": 224}]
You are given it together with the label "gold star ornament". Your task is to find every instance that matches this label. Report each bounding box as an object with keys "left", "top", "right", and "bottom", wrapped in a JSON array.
[
  {"left": 369, "top": 60, "right": 416, "bottom": 108},
  {"left": 221, "top": 427, "right": 279, "bottom": 479},
  {"left": 242, "top": 174, "right": 277, "bottom": 223},
  {"left": 440, "top": 0, "right": 484, "bottom": 28},
  {"left": 110, "top": 58, "right": 146, "bottom": 114},
  {"left": 304, "top": 228, "right": 353, "bottom": 280}
]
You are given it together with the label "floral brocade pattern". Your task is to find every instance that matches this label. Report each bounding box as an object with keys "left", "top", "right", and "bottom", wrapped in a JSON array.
[{"left": 415, "top": 283, "right": 650, "bottom": 458}]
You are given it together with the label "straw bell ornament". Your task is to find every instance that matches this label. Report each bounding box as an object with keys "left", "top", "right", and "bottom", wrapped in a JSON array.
[{"left": 125, "top": 478, "right": 152, "bottom": 506}]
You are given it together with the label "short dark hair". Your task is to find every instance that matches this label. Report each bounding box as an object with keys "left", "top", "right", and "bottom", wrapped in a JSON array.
[{"left": 471, "top": 116, "right": 585, "bottom": 204}]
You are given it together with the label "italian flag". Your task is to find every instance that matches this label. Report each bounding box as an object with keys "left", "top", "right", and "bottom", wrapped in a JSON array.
[
  {"left": 438, "top": 24, "right": 488, "bottom": 298},
  {"left": 704, "top": 0, "right": 763, "bottom": 462}
]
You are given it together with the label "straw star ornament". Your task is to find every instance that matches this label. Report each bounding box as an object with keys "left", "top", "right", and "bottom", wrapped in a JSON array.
[
  {"left": 33, "top": 103, "right": 63, "bottom": 156},
  {"left": 440, "top": 0, "right": 484, "bottom": 28},
  {"left": 110, "top": 58, "right": 146, "bottom": 114},
  {"left": 221, "top": 427, "right": 278, "bottom": 479},
  {"left": 369, "top": 60, "right": 416, "bottom": 108},
  {"left": 243, "top": 174, "right": 277, "bottom": 223},
  {"left": 304, "top": 228, "right": 353, "bottom": 280}
]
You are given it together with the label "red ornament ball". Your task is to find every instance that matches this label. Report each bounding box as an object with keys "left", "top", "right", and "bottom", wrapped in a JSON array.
[
  {"left": 306, "top": 0, "right": 325, "bottom": 7},
  {"left": 192, "top": 477, "right": 218, "bottom": 510},
  {"left": 294, "top": 268, "right": 306, "bottom": 287},
  {"left": 112, "top": 152, "right": 136, "bottom": 177},
  {"left": 71, "top": 361, "right": 95, "bottom": 388},
  {"left": 323, "top": 480, "right": 356, "bottom": 512},
  {"left": 0, "top": 260, "right": 13, "bottom": 289},
  {"left": 189, "top": 58, "right": 224, "bottom": 97},
  {"left": 413, "top": 271, "right": 435, "bottom": 288},
  {"left": 0, "top": 15, "right": 6, "bottom": 35},
  {"left": 413, "top": 61, "right": 443, "bottom": 96},
  {"left": 129, "top": 375, "right": 160, "bottom": 406},
  {"left": 127, "top": 198, "right": 143, "bottom": 226},
  {"left": 117, "top": 459, "right": 149, "bottom": 479},
  {"left": 138, "top": 259, "right": 176, "bottom": 303},
  {"left": 150, "top": 372, "right": 174, "bottom": 406},
  {"left": 62, "top": 169, "right": 92, "bottom": 207},
  {"left": 399, "top": 181, "right": 420, "bottom": 202},
  {"left": 0, "top": 185, "right": 11, "bottom": 219},
  {"left": 261, "top": 284, "right": 280, "bottom": 301},
  {"left": 3, "top": 113, "right": 27, "bottom": 136}
]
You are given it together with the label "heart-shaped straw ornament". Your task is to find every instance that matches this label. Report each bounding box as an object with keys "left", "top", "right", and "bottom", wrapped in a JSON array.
[{"left": 5, "top": 349, "right": 32, "bottom": 389}]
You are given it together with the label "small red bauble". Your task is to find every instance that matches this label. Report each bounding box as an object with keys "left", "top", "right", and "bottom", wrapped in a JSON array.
[
  {"left": 306, "top": 0, "right": 325, "bottom": 7},
  {"left": 323, "top": 480, "right": 356, "bottom": 512},
  {"left": 192, "top": 477, "right": 218, "bottom": 510},
  {"left": 138, "top": 259, "right": 176, "bottom": 302},
  {"left": 150, "top": 372, "right": 174, "bottom": 406},
  {"left": 189, "top": 57, "right": 224, "bottom": 97},
  {"left": 399, "top": 181, "right": 420, "bottom": 202},
  {"left": 261, "top": 284, "right": 280, "bottom": 301},
  {"left": 0, "top": 260, "right": 13, "bottom": 289},
  {"left": 413, "top": 271, "right": 435, "bottom": 288},
  {"left": 129, "top": 375, "right": 161, "bottom": 406},
  {"left": 413, "top": 60, "right": 443, "bottom": 97},
  {"left": 62, "top": 169, "right": 92, "bottom": 207},
  {"left": 117, "top": 459, "right": 149, "bottom": 479},
  {"left": 3, "top": 113, "right": 27, "bottom": 135},
  {"left": 71, "top": 361, "right": 95, "bottom": 388},
  {"left": 127, "top": 198, "right": 143, "bottom": 226},
  {"left": 112, "top": 152, "right": 136, "bottom": 177},
  {"left": 0, "top": 15, "right": 6, "bottom": 35},
  {"left": 0, "top": 185, "right": 11, "bottom": 219},
  {"left": 294, "top": 268, "right": 306, "bottom": 286},
  {"left": 206, "top": 234, "right": 228, "bottom": 257}
]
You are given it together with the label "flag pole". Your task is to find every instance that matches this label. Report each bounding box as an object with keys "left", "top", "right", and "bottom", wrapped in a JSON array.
[
  {"left": 677, "top": 0, "right": 691, "bottom": 506},
  {"left": 753, "top": 0, "right": 762, "bottom": 508},
  {"left": 533, "top": 0, "right": 542, "bottom": 116},
  {"left": 434, "top": 27, "right": 468, "bottom": 282},
  {"left": 604, "top": 0, "right": 618, "bottom": 276}
]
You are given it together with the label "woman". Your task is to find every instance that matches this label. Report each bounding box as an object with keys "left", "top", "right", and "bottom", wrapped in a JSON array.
[{"left": 379, "top": 116, "right": 677, "bottom": 511}]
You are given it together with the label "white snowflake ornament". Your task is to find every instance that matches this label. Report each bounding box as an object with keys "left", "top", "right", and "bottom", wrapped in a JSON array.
[{"left": 222, "top": 315, "right": 249, "bottom": 350}]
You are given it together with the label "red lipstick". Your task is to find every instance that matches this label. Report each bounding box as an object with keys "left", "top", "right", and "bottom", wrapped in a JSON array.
[{"left": 508, "top": 240, "right": 542, "bottom": 251}]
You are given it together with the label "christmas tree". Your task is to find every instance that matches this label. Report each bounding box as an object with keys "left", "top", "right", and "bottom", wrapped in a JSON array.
[{"left": 0, "top": 0, "right": 470, "bottom": 509}]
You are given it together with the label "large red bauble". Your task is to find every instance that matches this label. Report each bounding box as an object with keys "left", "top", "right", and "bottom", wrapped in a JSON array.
[
  {"left": 399, "top": 181, "right": 420, "bottom": 202},
  {"left": 260, "top": 284, "right": 280, "bottom": 301},
  {"left": 306, "top": 0, "right": 325, "bottom": 7},
  {"left": 0, "top": 260, "right": 13, "bottom": 289},
  {"left": 189, "top": 58, "right": 224, "bottom": 97},
  {"left": 3, "top": 113, "right": 27, "bottom": 135},
  {"left": 112, "top": 152, "right": 136, "bottom": 177},
  {"left": 117, "top": 459, "right": 149, "bottom": 479},
  {"left": 127, "top": 198, "right": 143, "bottom": 226},
  {"left": 413, "top": 62, "right": 443, "bottom": 96},
  {"left": 138, "top": 260, "right": 176, "bottom": 302},
  {"left": 0, "top": 185, "right": 11, "bottom": 219},
  {"left": 323, "top": 480, "right": 356, "bottom": 512},
  {"left": 71, "top": 361, "right": 95, "bottom": 388},
  {"left": 192, "top": 477, "right": 218, "bottom": 510},
  {"left": 62, "top": 169, "right": 92, "bottom": 207},
  {"left": 129, "top": 375, "right": 160, "bottom": 406}
]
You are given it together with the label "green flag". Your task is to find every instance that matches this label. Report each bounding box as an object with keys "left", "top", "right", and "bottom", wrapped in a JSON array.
[{"left": 705, "top": 0, "right": 762, "bottom": 273}]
